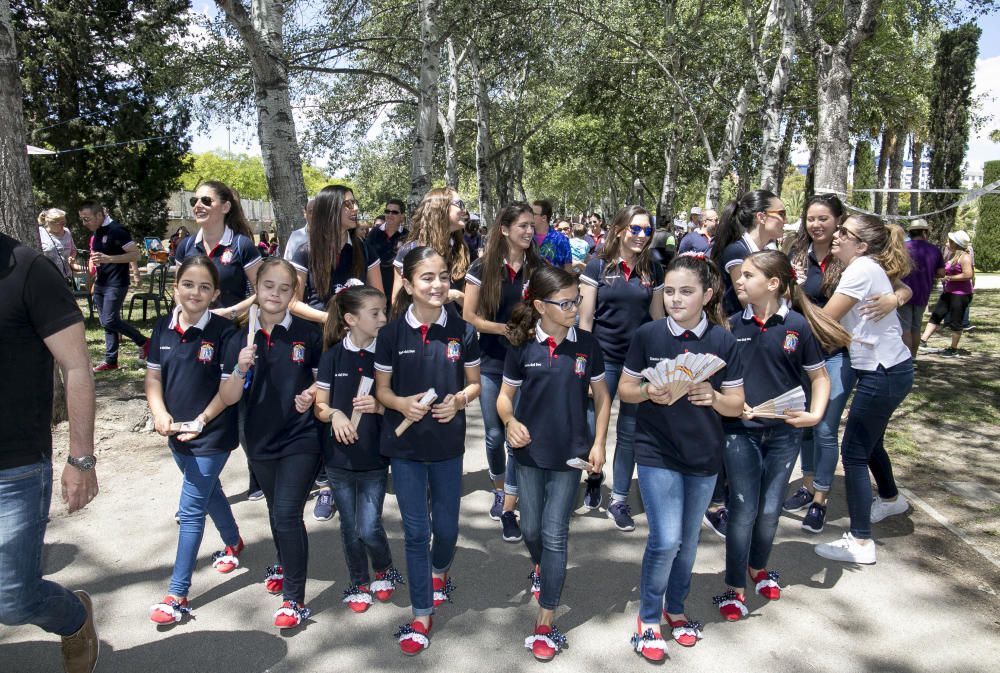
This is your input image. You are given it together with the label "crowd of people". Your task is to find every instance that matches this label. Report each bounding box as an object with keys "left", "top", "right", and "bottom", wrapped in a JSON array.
[{"left": 2, "top": 180, "right": 978, "bottom": 672}]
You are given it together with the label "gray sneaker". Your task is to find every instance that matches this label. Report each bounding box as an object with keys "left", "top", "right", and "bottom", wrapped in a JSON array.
[{"left": 62, "top": 590, "right": 99, "bottom": 673}]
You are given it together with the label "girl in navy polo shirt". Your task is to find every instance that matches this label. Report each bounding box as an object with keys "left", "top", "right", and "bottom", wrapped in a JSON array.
[
  {"left": 219, "top": 257, "right": 323, "bottom": 630},
  {"left": 498, "top": 265, "right": 610, "bottom": 661},
  {"left": 715, "top": 250, "right": 850, "bottom": 623},
  {"left": 579, "top": 204, "right": 665, "bottom": 531},
  {"left": 463, "top": 202, "right": 541, "bottom": 539},
  {"left": 146, "top": 256, "right": 243, "bottom": 626},
  {"left": 374, "top": 246, "right": 481, "bottom": 655},
  {"left": 618, "top": 254, "right": 745, "bottom": 661},
  {"left": 314, "top": 285, "right": 406, "bottom": 613}
]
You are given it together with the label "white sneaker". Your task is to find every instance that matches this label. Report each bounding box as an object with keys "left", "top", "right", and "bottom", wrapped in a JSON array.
[
  {"left": 870, "top": 495, "right": 908, "bottom": 523},
  {"left": 814, "top": 533, "right": 877, "bottom": 564}
]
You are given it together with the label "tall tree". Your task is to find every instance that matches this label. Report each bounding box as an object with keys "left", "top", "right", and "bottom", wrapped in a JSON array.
[
  {"left": 0, "top": 0, "right": 34, "bottom": 244},
  {"left": 925, "top": 23, "right": 981, "bottom": 242},
  {"left": 409, "top": 0, "right": 442, "bottom": 210},
  {"left": 852, "top": 139, "right": 875, "bottom": 210}
]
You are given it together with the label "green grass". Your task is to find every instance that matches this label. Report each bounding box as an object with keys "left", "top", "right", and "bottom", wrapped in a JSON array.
[{"left": 884, "top": 427, "right": 919, "bottom": 457}]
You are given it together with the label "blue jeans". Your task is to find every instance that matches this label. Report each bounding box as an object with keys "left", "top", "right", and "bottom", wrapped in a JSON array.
[
  {"left": 842, "top": 361, "right": 913, "bottom": 539},
  {"left": 0, "top": 460, "right": 86, "bottom": 636},
  {"left": 93, "top": 284, "right": 146, "bottom": 364},
  {"left": 170, "top": 450, "right": 240, "bottom": 597},
  {"left": 479, "top": 361, "right": 518, "bottom": 495},
  {"left": 390, "top": 456, "right": 463, "bottom": 616},
  {"left": 587, "top": 361, "right": 637, "bottom": 500},
  {"left": 637, "top": 464, "right": 717, "bottom": 620},
  {"left": 516, "top": 465, "right": 580, "bottom": 610},
  {"left": 328, "top": 467, "right": 393, "bottom": 586},
  {"left": 724, "top": 427, "right": 802, "bottom": 588},
  {"left": 800, "top": 350, "right": 856, "bottom": 493}
]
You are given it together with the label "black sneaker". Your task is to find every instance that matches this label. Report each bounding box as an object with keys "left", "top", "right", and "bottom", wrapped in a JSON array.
[
  {"left": 703, "top": 508, "right": 728, "bottom": 538},
  {"left": 607, "top": 501, "right": 636, "bottom": 531},
  {"left": 489, "top": 490, "right": 504, "bottom": 521},
  {"left": 782, "top": 486, "right": 813, "bottom": 513},
  {"left": 940, "top": 347, "right": 960, "bottom": 358},
  {"left": 801, "top": 503, "right": 827, "bottom": 534},
  {"left": 583, "top": 473, "right": 604, "bottom": 510},
  {"left": 501, "top": 511, "right": 522, "bottom": 542},
  {"left": 963, "top": 324, "right": 975, "bottom": 333}
]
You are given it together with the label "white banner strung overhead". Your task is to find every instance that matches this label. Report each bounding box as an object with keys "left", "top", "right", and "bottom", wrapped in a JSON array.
[{"left": 816, "top": 179, "right": 1000, "bottom": 222}]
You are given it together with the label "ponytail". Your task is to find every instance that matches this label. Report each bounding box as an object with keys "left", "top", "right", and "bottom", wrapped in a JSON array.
[
  {"left": 709, "top": 189, "right": 777, "bottom": 273},
  {"left": 666, "top": 253, "right": 727, "bottom": 328},
  {"left": 323, "top": 284, "right": 385, "bottom": 349},
  {"left": 847, "top": 215, "right": 911, "bottom": 282},
  {"left": 506, "top": 265, "right": 578, "bottom": 347}
]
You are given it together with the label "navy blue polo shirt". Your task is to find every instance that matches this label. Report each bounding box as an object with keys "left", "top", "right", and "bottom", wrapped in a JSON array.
[
  {"left": 316, "top": 335, "right": 386, "bottom": 472},
  {"left": 718, "top": 234, "right": 762, "bottom": 317},
  {"left": 623, "top": 314, "right": 743, "bottom": 476},
  {"left": 91, "top": 219, "right": 136, "bottom": 288},
  {"left": 175, "top": 226, "right": 261, "bottom": 309},
  {"left": 581, "top": 257, "right": 665, "bottom": 363},
  {"left": 678, "top": 231, "right": 712, "bottom": 255},
  {"left": 725, "top": 303, "right": 825, "bottom": 432},
  {"left": 223, "top": 312, "right": 323, "bottom": 460},
  {"left": 502, "top": 324, "right": 605, "bottom": 470},
  {"left": 465, "top": 257, "right": 528, "bottom": 367},
  {"left": 800, "top": 245, "right": 832, "bottom": 308},
  {"left": 291, "top": 237, "right": 379, "bottom": 310},
  {"left": 374, "top": 305, "right": 481, "bottom": 462},
  {"left": 147, "top": 309, "right": 240, "bottom": 455},
  {"left": 366, "top": 225, "right": 407, "bottom": 298}
]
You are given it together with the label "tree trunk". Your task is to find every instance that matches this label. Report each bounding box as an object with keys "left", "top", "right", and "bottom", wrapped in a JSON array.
[
  {"left": 852, "top": 139, "right": 876, "bottom": 210},
  {"left": 409, "top": 0, "right": 441, "bottom": 211},
  {"left": 469, "top": 46, "right": 495, "bottom": 225},
  {"left": 757, "top": 0, "right": 798, "bottom": 192},
  {"left": 774, "top": 113, "right": 797, "bottom": 194},
  {"left": 706, "top": 84, "right": 750, "bottom": 209},
  {"left": 886, "top": 128, "right": 906, "bottom": 216},
  {"left": 874, "top": 126, "right": 892, "bottom": 214},
  {"left": 658, "top": 111, "right": 682, "bottom": 223},
  {"left": 216, "top": 0, "right": 308, "bottom": 248},
  {"left": 438, "top": 37, "right": 463, "bottom": 189},
  {"left": 909, "top": 138, "right": 923, "bottom": 215},
  {"left": 0, "top": 1, "right": 37, "bottom": 246}
]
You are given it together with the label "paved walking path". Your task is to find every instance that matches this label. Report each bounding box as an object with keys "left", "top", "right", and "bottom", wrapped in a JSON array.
[{"left": 2, "top": 403, "right": 999, "bottom": 673}]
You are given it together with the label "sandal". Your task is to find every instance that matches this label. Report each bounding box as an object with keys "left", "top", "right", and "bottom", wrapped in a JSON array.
[
  {"left": 149, "top": 595, "right": 191, "bottom": 625},
  {"left": 432, "top": 576, "right": 454, "bottom": 606},
  {"left": 273, "top": 600, "right": 311, "bottom": 629},
  {"left": 713, "top": 589, "right": 748, "bottom": 621},
  {"left": 396, "top": 618, "right": 432, "bottom": 655},
  {"left": 663, "top": 613, "right": 703, "bottom": 647},
  {"left": 211, "top": 538, "right": 244, "bottom": 574},
  {"left": 371, "top": 567, "right": 405, "bottom": 602},
  {"left": 264, "top": 565, "right": 283, "bottom": 595},
  {"left": 524, "top": 624, "right": 566, "bottom": 661},
  {"left": 342, "top": 583, "right": 373, "bottom": 613},
  {"left": 630, "top": 616, "right": 667, "bottom": 662},
  {"left": 751, "top": 569, "right": 781, "bottom": 600}
]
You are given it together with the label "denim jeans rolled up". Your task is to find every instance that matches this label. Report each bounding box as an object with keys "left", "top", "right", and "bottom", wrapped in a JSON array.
[
  {"left": 170, "top": 450, "right": 240, "bottom": 597},
  {"left": 637, "top": 464, "right": 717, "bottom": 620},
  {"left": 93, "top": 284, "right": 146, "bottom": 364},
  {"left": 841, "top": 361, "right": 913, "bottom": 540},
  {"left": 724, "top": 426, "right": 802, "bottom": 588},
  {"left": 516, "top": 464, "right": 580, "bottom": 610},
  {"left": 328, "top": 466, "right": 393, "bottom": 585},
  {"left": 799, "top": 350, "right": 856, "bottom": 493},
  {"left": 586, "top": 361, "right": 637, "bottom": 499},
  {"left": 250, "top": 453, "right": 319, "bottom": 603},
  {"left": 390, "top": 455, "right": 463, "bottom": 616},
  {"left": 0, "top": 460, "right": 86, "bottom": 636}
]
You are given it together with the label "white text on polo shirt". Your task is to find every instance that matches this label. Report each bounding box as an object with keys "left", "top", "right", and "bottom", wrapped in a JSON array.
[{"left": 398, "top": 349, "right": 416, "bottom": 355}]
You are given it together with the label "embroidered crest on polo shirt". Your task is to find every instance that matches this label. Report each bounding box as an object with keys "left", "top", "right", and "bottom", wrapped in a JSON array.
[
  {"left": 446, "top": 339, "right": 462, "bottom": 362},
  {"left": 291, "top": 342, "right": 306, "bottom": 363},
  {"left": 574, "top": 354, "right": 588, "bottom": 378},
  {"left": 783, "top": 331, "right": 799, "bottom": 353},
  {"left": 198, "top": 341, "right": 215, "bottom": 363},
  {"left": 101, "top": 235, "right": 109, "bottom": 245},
  {"left": 221, "top": 249, "right": 234, "bottom": 265}
]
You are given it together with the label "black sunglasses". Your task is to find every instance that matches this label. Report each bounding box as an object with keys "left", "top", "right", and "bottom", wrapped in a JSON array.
[
  {"left": 384, "top": 209, "right": 402, "bottom": 215},
  {"left": 451, "top": 199, "right": 467, "bottom": 211},
  {"left": 189, "top": 196, "right": 214, "bottom": 208}
]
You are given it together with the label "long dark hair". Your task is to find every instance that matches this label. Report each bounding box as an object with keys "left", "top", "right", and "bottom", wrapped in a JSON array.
[
  {"left": 323, "top": 284, "right": 385, "bottom": 348},
  {"left": 475, "top": 203, "right": 541, "bottom": 320},
  {"left": 391, "top": 246, "right": 447, "bottom": 318},
  {"left": 598, "top": 205, "right": 657, "bottom": 284},
  {"left": 710, "top": 189, "right": 777, "bottom": 273},
  {"left": 788, "top": 193, "right": 846, "bottom": 298},
  {"left": 665, "top": 253, "right": 727, "bottom": 327},
  {"left": 201, "top": 180, "right": 254, "bottom": 240},
  {"left": 743, "top": 251, "right": 851, "bottom": 352},
  {"left": 309, "top": 185, "right": 366, "bottom": 300},
  {"left": 506, "top": 265, "right": 579, "bottom": 347}
]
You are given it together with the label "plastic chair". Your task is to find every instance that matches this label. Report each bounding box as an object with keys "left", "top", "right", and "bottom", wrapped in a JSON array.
[
  {"left": 72, "top": 272, "right": 95, "bottom": 319},
  {"left": 128, "top": 264, "right": 168, "bottom": 320}
]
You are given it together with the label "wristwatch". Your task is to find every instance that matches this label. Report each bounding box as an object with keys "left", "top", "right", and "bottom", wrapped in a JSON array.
[{"left": 67, "top": 455, "right": 97, "bottom": 471}]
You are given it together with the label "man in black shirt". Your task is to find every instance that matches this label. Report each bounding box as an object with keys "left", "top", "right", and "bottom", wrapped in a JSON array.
[
  {"left": 79, "top": 199, "right": 149, "bottom": 372},
  {"left": 366, "top": 198, "right": 407, "bottom": 299},
  {"left": 0, "top": 232, "right": 99, "bottom": 673}
]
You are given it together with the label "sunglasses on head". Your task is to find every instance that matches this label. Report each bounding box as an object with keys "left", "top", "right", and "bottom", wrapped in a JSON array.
[
  {"left": 628, "top": 225, "right": 653, "bottom": 237},
  {"left": 541, "top": 295, "right": 583, "bottom": 311},
  {"left": 451, "top": 199, "right": 467, "bottom": 211},
  {"left": 189, "top": 196, "right": 214, "bottom": 208},
  {"left": 384, "top": 209, "right": 402, "bottom": 215}
]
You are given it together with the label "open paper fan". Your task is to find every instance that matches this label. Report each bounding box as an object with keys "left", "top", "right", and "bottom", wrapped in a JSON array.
[
  {"left": 643, "top": 353, "right": 726, "bottom": 405},
  {"left": 751, "top": 387, "right": 806, "bottom": 418}
]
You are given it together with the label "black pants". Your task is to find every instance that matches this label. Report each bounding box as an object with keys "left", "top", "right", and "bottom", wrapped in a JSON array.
[
  {"left": 94, "top": 284, "right": 146, "bottom": 364},
  {"left": 250, "top": 452, "right": 320, "bottom": 603},
  {"left": 929, "top": 292, "right": 972, "bottom": 331}
]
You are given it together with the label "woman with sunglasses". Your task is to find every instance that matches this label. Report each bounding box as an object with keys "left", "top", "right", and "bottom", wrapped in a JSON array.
[
  {"left": 175, "top": 181, "right": 263, "bottom": 321},
  {"left": 390, "top": 188, "right": 470, "bottom": 310},
  {"left": 814, "top": 215, "right": 914, "bottom": 565},
  {"left": 579, "top": 205, "right": 665, "bottom": 532}
]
